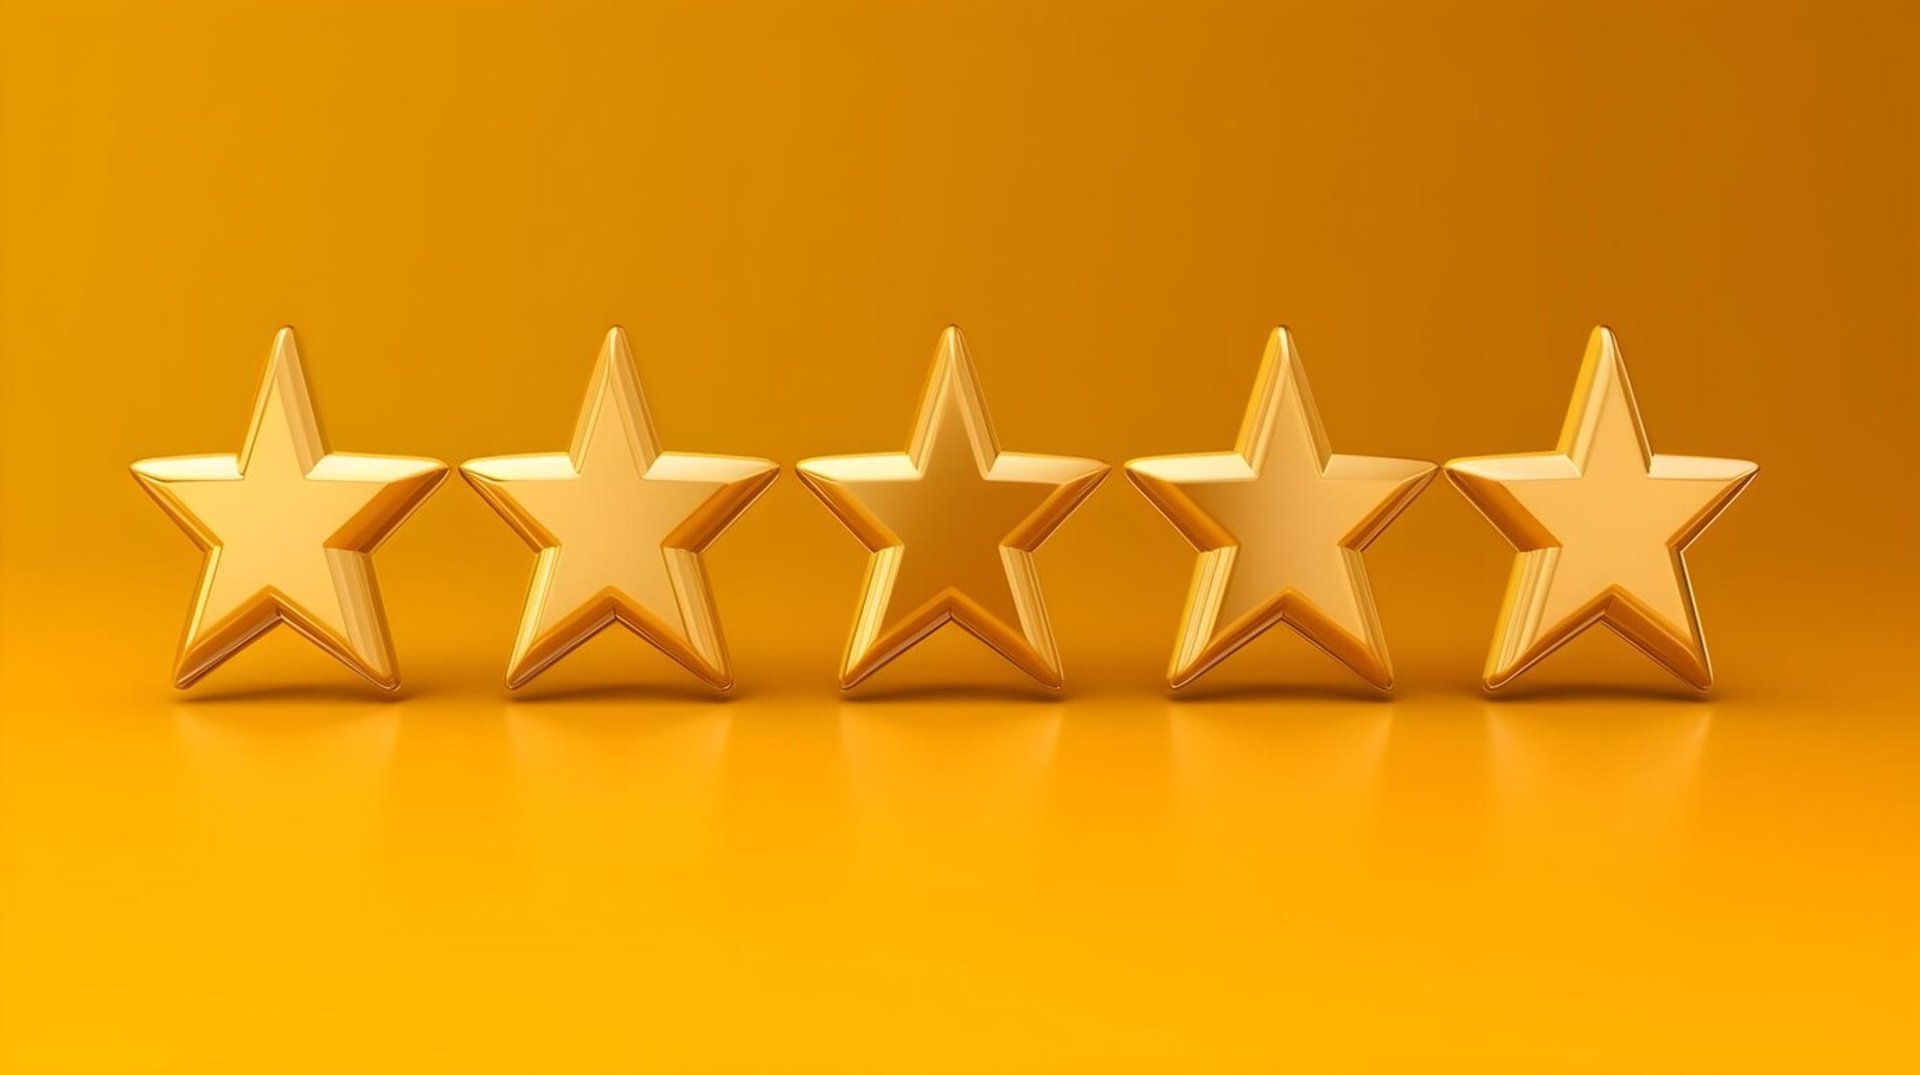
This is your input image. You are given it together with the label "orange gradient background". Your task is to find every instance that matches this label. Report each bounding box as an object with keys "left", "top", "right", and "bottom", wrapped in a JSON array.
[{"left": 1, "top": 1, "right": 1915, "bottom": 1071}]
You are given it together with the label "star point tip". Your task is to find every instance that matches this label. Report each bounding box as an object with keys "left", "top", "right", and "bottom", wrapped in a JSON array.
[
  {"left": 1267, "top": 324, "right": 1300, "bottom": 355},
  {"left": 267, "top": 326, "right": 304, "bottom": 366},
  {"left": 594, "top": 326, "right": 638, "bottom": 374},
  {"left": 1481, "top": 661, "right": 1523, "bottom": 692},
  {"left": 456, "top": 456, "right": 513, "bottom": 487},
  {"left": 1589, "top": 324, "right": 1623, "bottom": 355},
  {"left": 934, "top": 324, "right": 968, "bottom": 360}
]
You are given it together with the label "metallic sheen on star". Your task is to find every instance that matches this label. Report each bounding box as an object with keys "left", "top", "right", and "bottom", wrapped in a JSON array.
[
  {"left": 460, "top": 327, "right": 778, "bottom": 690},
  {"left": 1127, "top": 328, "right": 1435, "bottom": 689},
  {"left": 131, "top": 328, "right": 448, "bottom": 690},
  {"left": 1444, "top": 327, "right": 1757, "bottom": 690},
  {"left": 796, "top": 327, "right": 1108, "bottom": 689}
]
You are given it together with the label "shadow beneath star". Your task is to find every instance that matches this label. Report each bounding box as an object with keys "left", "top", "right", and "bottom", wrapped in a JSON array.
[
  {"left": 174, "top": 683, "right": 409, "bottom": 705},
  {"left": 1486, "top": 681, "right": 1717, "bottom": 705},
  {"left": 1168, "top": 682, "right": 1396, "bottom": 704},
  {"left": 841, "top": 682, "right": 1066, "bottom": 705},
  {"left": 506, "top": 682, "right": 747, "bottom": 704}
]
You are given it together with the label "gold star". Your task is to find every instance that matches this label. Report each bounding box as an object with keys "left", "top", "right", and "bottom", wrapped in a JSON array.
[
  {"left": 131, "top": 329, "right": 448, "bottom": 690},
  {"left": 1445, "top": 327, "right": 1758, "bottom": 690},
  {"left": 1125, "top": 328, "right": 1435, "bottom": 690},
  {"left": 460, "top": 328, "right": 777, "bottom": 689},
  {"left": 796, "top": 327, "right": 1108, "bottom": 689}
]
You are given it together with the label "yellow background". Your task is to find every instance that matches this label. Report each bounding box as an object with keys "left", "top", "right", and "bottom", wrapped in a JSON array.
[{"left": 2, "top": 1, "right": 1916, "bottom": 1071}]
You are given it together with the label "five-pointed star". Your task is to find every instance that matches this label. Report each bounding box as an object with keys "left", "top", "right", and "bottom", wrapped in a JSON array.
[
  {"left": 131, "top": 328, "right": 448, "bottom": 690},
  {"left": 1445, "top": 327, "right": 1757, "bottom": 690},
  {"left": 796, "top": 327, "right": 1108, "bottom": 689},
  {"left": 460, "top": 327, "right": 778, "bottom": 689},
  {"left": 1126, "top": 328, "right": 1435, "bottom": 689}
]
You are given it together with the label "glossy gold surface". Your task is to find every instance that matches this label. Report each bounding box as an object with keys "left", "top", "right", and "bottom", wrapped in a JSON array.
[
  {"left": 129, "top": 329, "right": 448, "bottom": 690},
  {"left": 1445, "top": 328, "right": 1757, "bottom": 690},
  {"left": 797, "top": 328, "right": 1108, "bottom": 688},
  {"left": 461, "top": 328, "right": 777, "bottom": 689},
  {"left": 1127, "top": 328, "right": 1435, "bottom": 689},
  {"left": 7, "top": 2, "right": 1916, "bottom": 1071}
]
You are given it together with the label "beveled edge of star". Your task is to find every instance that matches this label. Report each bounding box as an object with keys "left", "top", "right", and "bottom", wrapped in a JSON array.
[
  {"left": 129, "top": 327, "right": 450, "bottom": 691},
  {"left": 1441, "top": 325, "right": 1759, "bottom": 691},
  {"left": 1123, "top": 326, "right": 1437, "bottom": 690},
  {"left": 456, "top": 325, "right": 780, "bottom": 691},
  {"left": 793, "top": 325, "right": 1110, "bottom": 690},
  {"left": 794, "top": 326, "right": 1109, "bottom": 545},
  {"left": 458, "top": 325, "right": 782, "bottom": 547},
  {"left": 131, "top": 328, "right": 449, "bottom": 496}
]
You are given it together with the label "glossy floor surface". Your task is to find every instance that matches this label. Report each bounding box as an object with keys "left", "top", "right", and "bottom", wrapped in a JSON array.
[{"left": 3, "top": 588, "right": 1914, "bottom": 1072}]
